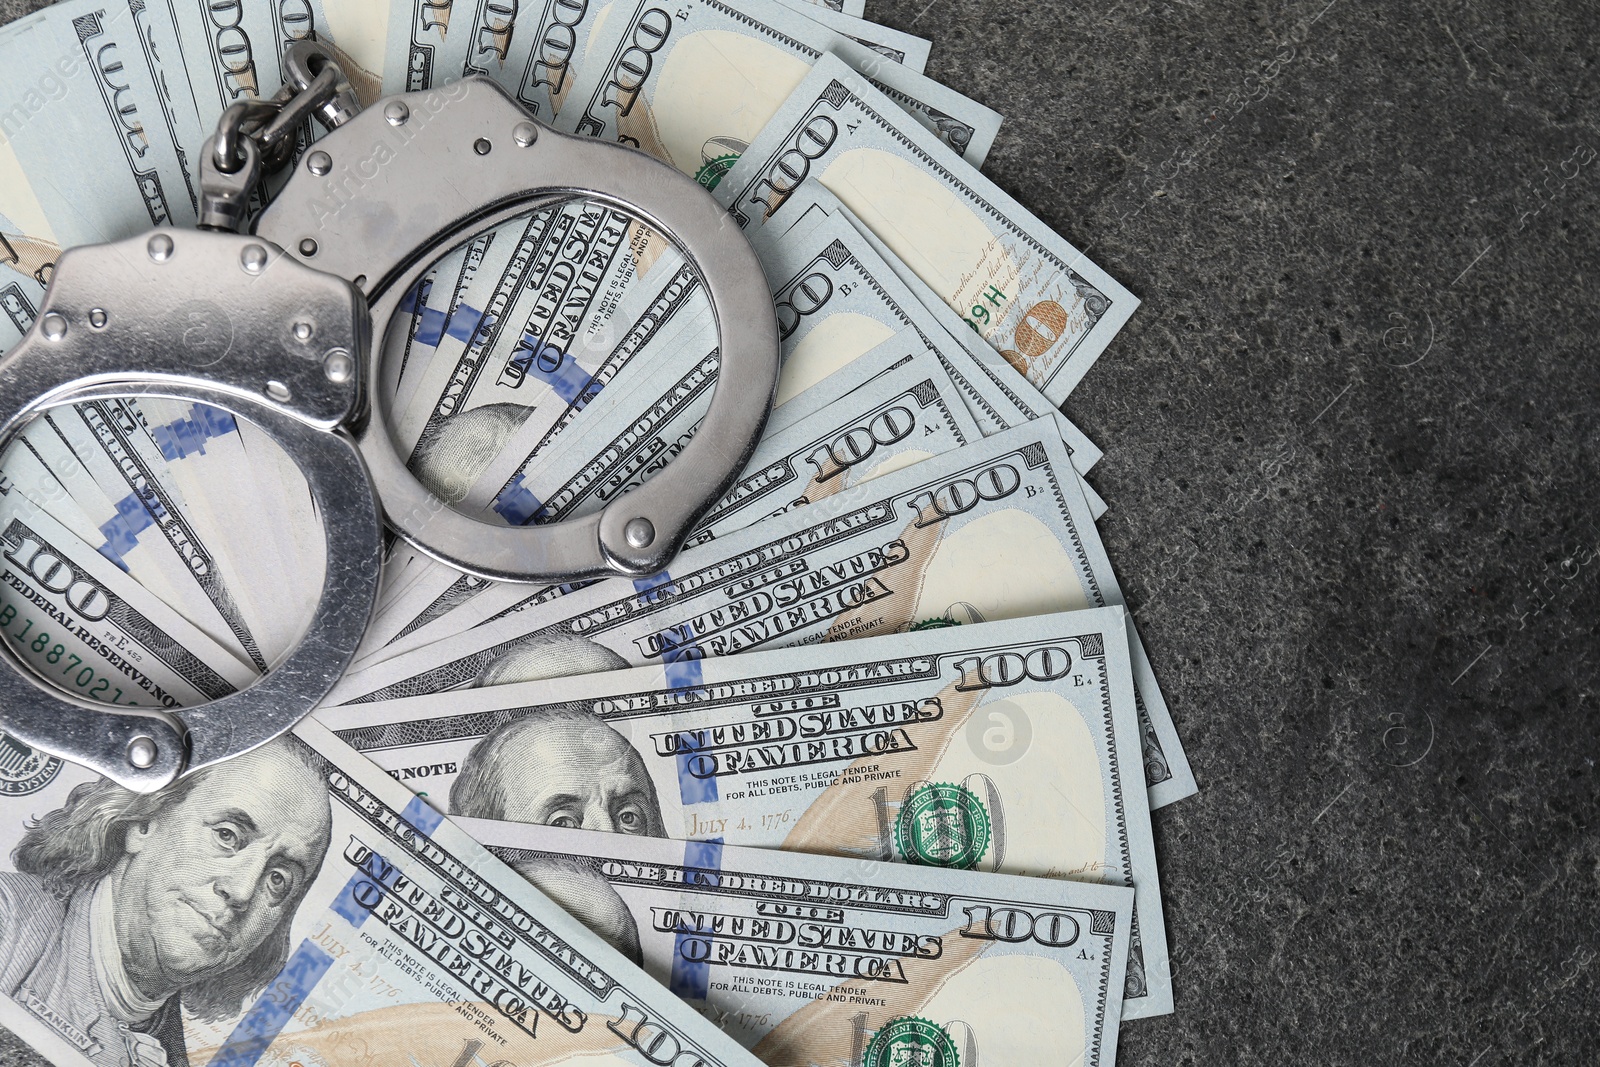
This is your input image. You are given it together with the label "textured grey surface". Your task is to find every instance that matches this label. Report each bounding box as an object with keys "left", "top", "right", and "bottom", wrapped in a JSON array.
[{"left": 3, "top": 0, "right": 1598, "bottom": 1063}]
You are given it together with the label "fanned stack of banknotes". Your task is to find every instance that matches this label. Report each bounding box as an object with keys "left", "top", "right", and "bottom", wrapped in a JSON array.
[{"left": 0, "top": 0, "right": 1197, "bottom": 1064}]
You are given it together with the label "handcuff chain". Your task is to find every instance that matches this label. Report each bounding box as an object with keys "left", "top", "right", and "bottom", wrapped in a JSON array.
[{"left": 199, "top": 42, "right": 360, "bottom": 232}]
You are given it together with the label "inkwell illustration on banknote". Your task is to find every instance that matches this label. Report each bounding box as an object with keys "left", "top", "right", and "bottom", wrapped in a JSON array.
[{"left": 0, "top": 0, "right": 1193, "bottom": 1064}]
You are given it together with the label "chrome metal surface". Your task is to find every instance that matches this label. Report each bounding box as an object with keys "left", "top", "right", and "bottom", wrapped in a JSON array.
[
  {"left": 199, "top": 46, "right": 350, "bottom": 233},
  {"left": 212, "top": 99, "right": 278, "bottom": 174},
  {"left": 2, "top": 58, "right": 776, "bottom": 790},
  {"left": 625, "top": 517, "right": 656, "bottom": 549},
  {"left": 284, "top": 41, "right": 360, "bottom": 131},
  {"left": 257, "top": 67, "right": 339, "bottom": 157},
  {"left": 127, "top": 737, "right": 157, "bottom": 770},
  {"left": 324, "top": 349, "right": 355, "bottom": 383},
  {"left": 0, "top": 230, "right": 379, "bottom": 791},
  {"left": 199, "top": 133, "right": 261, "bottom": 232},
  {"left": 258, "top": 77, "right": 780, "bottom": 582}
]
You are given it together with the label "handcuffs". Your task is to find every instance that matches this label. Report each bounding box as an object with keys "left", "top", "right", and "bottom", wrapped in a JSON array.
[{"left": 0, "top": 45, "right": 779, "bottom": 792}]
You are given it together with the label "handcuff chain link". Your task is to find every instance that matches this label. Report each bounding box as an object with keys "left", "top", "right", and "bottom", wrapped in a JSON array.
[{"left": 199, "top": 42, "right": 360, "bottom": 232}]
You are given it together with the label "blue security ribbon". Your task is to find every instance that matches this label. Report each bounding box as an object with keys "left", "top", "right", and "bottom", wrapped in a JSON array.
[
  {"left": 631, "top": 574, "right": 713, "bottom": 804},
  {"left": 99, "top": 402, "right": 235, "bottom": 569},
  {"left": 491, "top": 473, "right": 543, "bottom": 526},
  {"left": 509, "top": 331, "right": 598, "bottom": 405},
  {"left": 400, "top": 277, "right": 490, "bottom": 348},
  {"left": 151, "top": 403, "right": 236, "bottom": 460},
  {"left": 97, "top": 492, "right": 166, "bottom": 572},
  {"left": 632, "top": 574, "right": 705, "bottom": 690},
  {"left": 206, "top": 942, "right": 335, "bottom": 1067},
  {"left": 210, "top": 797, "right": 443, "bottom": 1067},
  {"left": 632, "top": 575, "right": 715, "bottom": 805},
  {"left": 668, "top": 838, "right": 724, "bottom": 1001}
]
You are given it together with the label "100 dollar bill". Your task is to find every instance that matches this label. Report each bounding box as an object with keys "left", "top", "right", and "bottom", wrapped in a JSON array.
[
  {"left": 741, "top": 184, "right": 1110, "bottom": 517},
  {"left": 760, "top": 183, "right": 1108, "bottom": 466},
  {"left": 717, "top": 53, "right": 1137, "bottom": 404},
  {"left": 0, "top": 485, "right": 257, "bottom": 707},
  {"left": 0, "top": 1, "right": 197, "bottom": 247},
  {"left": 557, "top": 0, "right": 1001, "bottom": 168},
  {"left": 0, "top": 721, "right": 766, "bottom": 1067},
  {"left": 327, "top": 422, "right": 1107, "bottom": 703},
  {"left": 504, "top": 334, "right": 984, "bottom": 534},
  {"left": 323, "top": 421, "right": 1193, "bottom": 812},
  {"left": 357, "top": 339, "right": 985, "bottom": 665},
  {"left": 463, "top": 817, "right": 1135, "bottom": 1063},
  {"left": 318, "top": 606, "right": 1172, "bottom": 1017}
]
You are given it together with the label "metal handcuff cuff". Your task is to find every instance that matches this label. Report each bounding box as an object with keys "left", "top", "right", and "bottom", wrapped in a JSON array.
[{"left": 0, "top": 44, "right": 779, "bottom": 793}]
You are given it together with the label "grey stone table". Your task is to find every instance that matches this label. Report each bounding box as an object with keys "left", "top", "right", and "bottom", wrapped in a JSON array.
[{"left": 2, "top": 0, "right": 1597, "bottom": 1063}]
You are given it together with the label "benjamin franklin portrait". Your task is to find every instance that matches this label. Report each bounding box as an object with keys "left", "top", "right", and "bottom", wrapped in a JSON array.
[
  {"left": 410, "top": 402, "right": 530, "bottom": 504},
  {"left": 510, "top": 853, "right": 643, "bottom": 966},
  {"left": 0, "top": 738, "right": 332, "bottom": 1067},
  {"left": 471, "top": 631, "right": 630, "bottom": 687},
  {"left": 451, "top": 707, "right": 667, "bottom": 837}
]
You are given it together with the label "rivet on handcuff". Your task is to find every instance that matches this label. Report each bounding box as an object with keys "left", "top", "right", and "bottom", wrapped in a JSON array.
[{"left": 0, "top": 43, "right": 780, "bottom": 793}]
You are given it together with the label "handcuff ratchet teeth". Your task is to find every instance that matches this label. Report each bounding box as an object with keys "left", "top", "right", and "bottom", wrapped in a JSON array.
[{"left": 0, "top": 43, "right": 780, "bottom": 792}]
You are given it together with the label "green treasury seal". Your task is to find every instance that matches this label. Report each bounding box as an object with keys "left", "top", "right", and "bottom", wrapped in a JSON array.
[
  {"left": 864, "top": 1016, "right": 960, "bottom": 1067},
  {"left": 894, "top": 781, "right": 991, "bottom": 869},
  {"left": 694, "top": 153, "right": 742, "bottom": 190}
]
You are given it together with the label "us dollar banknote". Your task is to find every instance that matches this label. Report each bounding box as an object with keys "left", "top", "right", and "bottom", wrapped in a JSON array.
[
  {"left": 455, "top": 186, "right": 1111, "bottom": 540},
  {"left": 357, "top": 339, "right": 985, "bottom": 665},
  {"left": 444, "top": 172, "right": 1090, "bottom": 527},
  {"left": 323, "top": 420, "right": 1194, "bottom": 812},
  {"left": 480, "top": 323, "right": 985, "bottom": 531},
  {"left": 328, "top": 417, "right": 1104, "bottom": 705},
  {"left": 0, "top": 485, "right": 258, "bottom": 707},
  {"left": 390, "top": 0, "right": 617, "bottom": 115},
  {"left": 556, "top": 0, "right": 1002, "bottom": 169},
  {"left": 0, "top": 416, "right": 212, "bottom": 628},
  {"left": 758, "top": 183, "right": 1106, "bottom": 458},
  {"left": 380, "top": 0, "right": 896, "bottom": 117},
  {"left": 385, "top": 0, "right": 471, "bottom": 91},
  {"left": 740, "top": 183, "right": 1110, "bottom": 513},
  {"left": 0, "top": 226, "right": 45, "bottom": 358},
  {"left": 329, "top": 422, "right": 1105, "bottom": 692},
  {"left": 0, "top": 719, "right": 768, "bottom": 1067},
  {"left": 389, "top": 200, "right": 720, "bottom": 505},
  {"left": 28, "top": 400, "right": 270, "bottom": 672},
  {"left": 0, "top": 0, "right": 384, "bottom": 260},
  {"left": 461, "top": 817, "right": 1136, "bottom": 1062},
  {"left": 0, "top": 0, "right": 197, "bottom": 246},
  {"left": 716, "top": 53, "right": 1136, "bottom": 405},
  {"left": 385, "top": 224, "right": 524, "bottom": 422},
  {"left": 1, "top": 391, "right": 326, "bottom": 677},
  {"left": 317, "top": 606, "right": 1172, "bottom": 1017},
  {"left": 771, "top": 1, "right": 931, "bottom": 72},
  {"left": 117, "top": 397, "right": 327, "bottom": 668}
]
